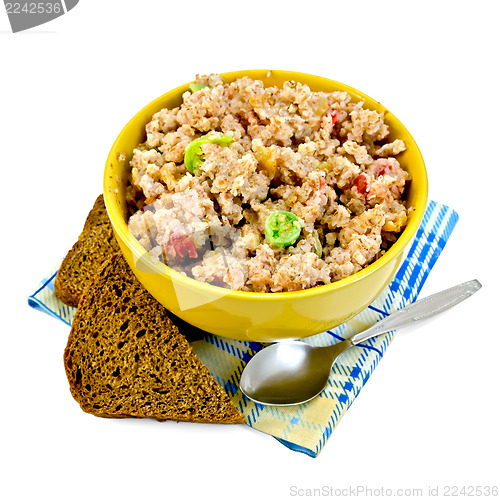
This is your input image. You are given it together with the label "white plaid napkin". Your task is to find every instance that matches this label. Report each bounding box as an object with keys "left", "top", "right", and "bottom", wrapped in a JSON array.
[{"left": 28, "top": 200, "right": 458, "bottom": 457}]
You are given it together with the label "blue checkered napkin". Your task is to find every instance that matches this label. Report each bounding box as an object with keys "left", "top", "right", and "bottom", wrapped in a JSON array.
[{"left": 28, "top": 201, "right": 458, "bottom": 457}]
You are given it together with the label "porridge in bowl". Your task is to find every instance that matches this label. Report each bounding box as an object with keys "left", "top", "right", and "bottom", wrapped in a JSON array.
[{"left": 126, "top": 74, "right": 412, "bottom": 293}]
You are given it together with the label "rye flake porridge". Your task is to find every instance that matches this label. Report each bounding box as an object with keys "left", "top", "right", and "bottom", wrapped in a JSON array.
[{"left": 126, "top": 74, "right": 412, "bottom": 292}]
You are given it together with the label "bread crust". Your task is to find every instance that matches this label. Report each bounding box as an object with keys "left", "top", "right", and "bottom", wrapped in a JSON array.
[{"left": 55, "top": 195, "right": 120, "bottom": 307}]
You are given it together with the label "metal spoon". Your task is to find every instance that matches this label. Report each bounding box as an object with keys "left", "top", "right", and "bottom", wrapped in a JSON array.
[{"left": 239, "top": 279, "right": 481, "bottom": 406}]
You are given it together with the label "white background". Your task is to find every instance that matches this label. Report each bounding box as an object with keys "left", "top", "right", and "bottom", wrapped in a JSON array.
[{"left": 2, "top": 1, "right": 499, "bottom": 499}]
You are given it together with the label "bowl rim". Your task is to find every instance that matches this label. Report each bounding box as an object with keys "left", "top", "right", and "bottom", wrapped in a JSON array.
[{"left": 104, "top": 69, "right": 428, "bottom": 302}]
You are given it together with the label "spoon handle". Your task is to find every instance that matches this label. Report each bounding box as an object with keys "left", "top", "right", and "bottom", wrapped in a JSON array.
[{"left": 350, "top": 279, "right": 482, "bottom": 345}]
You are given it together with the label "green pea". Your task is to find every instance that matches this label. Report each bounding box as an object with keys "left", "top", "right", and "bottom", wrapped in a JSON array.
[
  {"left": 189, "top": 83, "right": 210, "bottom": 93},
  {"left": 184, "top": 134, "right": 234, "bottom": 174},
  {"left": 265, "top": 211, "right": 302, "bottom": 247}
]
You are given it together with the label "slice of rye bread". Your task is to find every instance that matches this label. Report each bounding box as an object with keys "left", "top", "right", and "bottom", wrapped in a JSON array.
[
  {"left": 63, "top": 253, "right": 244, "bottom": 424},
  {"left": 54, "top": 194, "right": 121, "bottom": 307}
]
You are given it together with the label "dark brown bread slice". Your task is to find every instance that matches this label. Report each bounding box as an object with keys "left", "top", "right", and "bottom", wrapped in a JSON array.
[
  {"left": 55, "top": 194, "right": 120, "bottom": 307},
  {"left": 64, "top": 253, "right": 244, "bottom": 424}
]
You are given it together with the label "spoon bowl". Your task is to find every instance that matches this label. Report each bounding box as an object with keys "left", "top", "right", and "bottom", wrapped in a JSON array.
[{"left": 239, "top": 341, "right": 352, "bottom": 405}]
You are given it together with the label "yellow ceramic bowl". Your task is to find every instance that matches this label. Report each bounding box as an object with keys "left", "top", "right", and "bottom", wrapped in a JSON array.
[{"left": 103, "top": 69, "right": 428, "bottom": 342}]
